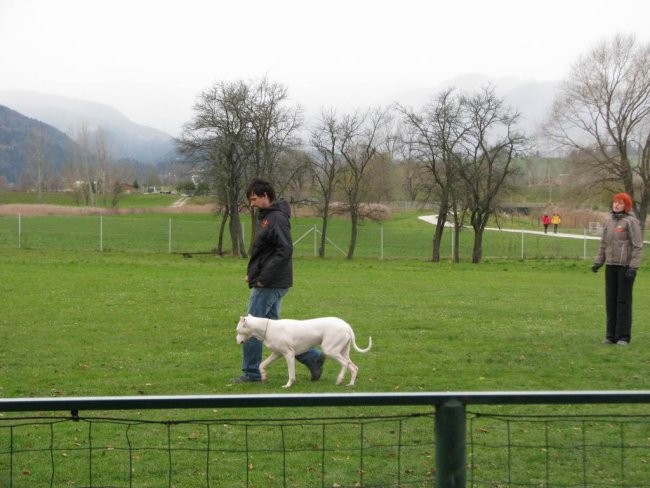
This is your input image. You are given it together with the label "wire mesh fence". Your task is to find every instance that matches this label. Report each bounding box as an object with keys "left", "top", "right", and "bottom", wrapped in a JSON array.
[
  {"left": 1, "top": 410, "right": 649, "bottom": 487},
  {"left": 0, "top": 213, "right": 603, "bottom": 261},
  {"left": 468, "top": 412, "right": 650, "bottom": 487},
  {"left": 1, "top": 412, "right": 436, "bottom": 487}
]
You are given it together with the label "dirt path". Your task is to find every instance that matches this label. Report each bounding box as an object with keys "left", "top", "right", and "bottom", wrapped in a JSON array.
[
  {"left": 171, "top": 197, "right": 190, "bottom": 207},
  {"left": 0, "top": 202, "right": 213, "bottom": 216}
]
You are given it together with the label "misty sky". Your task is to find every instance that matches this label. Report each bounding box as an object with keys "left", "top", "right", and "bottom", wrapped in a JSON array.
[{"left": 1, "top": 0, "right": 649, "bottom": 136}]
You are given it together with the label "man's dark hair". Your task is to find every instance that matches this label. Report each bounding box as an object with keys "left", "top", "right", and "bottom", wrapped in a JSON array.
[{"left": 246, "top": 178, "right": 276, "bottom": 201}]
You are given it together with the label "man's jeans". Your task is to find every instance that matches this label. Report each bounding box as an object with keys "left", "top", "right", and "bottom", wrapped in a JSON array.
[{"left": 241, "top": 287, "right": 321, "bottom": 379}]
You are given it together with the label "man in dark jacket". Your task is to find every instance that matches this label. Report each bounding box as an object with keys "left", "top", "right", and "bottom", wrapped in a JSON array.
[{"left": 232, "top": 178, "right": 325, "bottom": 383}]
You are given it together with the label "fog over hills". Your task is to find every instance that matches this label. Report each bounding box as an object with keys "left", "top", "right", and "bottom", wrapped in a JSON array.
[
  {"left": 0, "top": 104, "right": 80, "bottom": 183},
  {"left": 389, "top": 74, "right": 560, "bottom": 137},
  {"left": 0, "top": 90, "right": 177, "bottom": 164},
  {"left": 0, "top": 76, "right": 560, "bottom": 172}
]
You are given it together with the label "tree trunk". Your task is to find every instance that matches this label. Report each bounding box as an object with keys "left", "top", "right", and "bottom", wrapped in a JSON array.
[
  {"left": 347, "top": 208, "right": 358, "bottom": 260},
  {"left": 431, "top": 205, "right": 448, "bottom": 262},
  {"left": 471, "top": 230, "right": 483, "bottom": 263},
  {"left": 229, "top": 205, "right": 243, "bottom": 257},
  {"left": 217, "top": 206, "right": 229, "bottom": 255},
  {"left": 319, "top": 212, "right": 329, "bottom": 258},
  {"left": 453, "top": 224, "right": 461, "bottom": 263}
]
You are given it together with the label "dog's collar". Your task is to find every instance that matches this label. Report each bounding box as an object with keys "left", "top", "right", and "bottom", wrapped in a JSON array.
[{"left": 263, "top": 318, "right": 270, "bottom": 340}]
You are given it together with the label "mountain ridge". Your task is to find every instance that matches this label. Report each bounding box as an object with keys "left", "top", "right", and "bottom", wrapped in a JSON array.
[
  {"left": 0, "top": 104, "right": 80, "bottom": 183},
  {"left": 0, "top": 90, "right": 177, "bottom": 164}
]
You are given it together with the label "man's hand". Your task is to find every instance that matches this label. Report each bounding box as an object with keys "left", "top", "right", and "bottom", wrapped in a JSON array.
[
  {"left": 591, "top": 263, "right": 603, "bottom": 273},
  {"left": 625, "top": 267, "right": 637, "bottom": 280}
]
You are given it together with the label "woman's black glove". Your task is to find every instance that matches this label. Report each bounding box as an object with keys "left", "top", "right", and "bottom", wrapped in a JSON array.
[
  {"left": 625, "top": 267, "right": 637, "bottom": 280},
  {"left": 591, "top": 263, "right": 603, "bottom": 273}
]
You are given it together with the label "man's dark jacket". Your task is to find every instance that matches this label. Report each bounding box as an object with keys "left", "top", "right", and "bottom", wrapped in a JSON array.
[{"left": 247, "top": 199, "right": 293, "bottom": 289}]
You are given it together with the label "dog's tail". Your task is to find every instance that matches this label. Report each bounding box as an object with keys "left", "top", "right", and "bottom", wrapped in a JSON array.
[{"left": 352, "top": 335, "right": 372, "bottom": 353}]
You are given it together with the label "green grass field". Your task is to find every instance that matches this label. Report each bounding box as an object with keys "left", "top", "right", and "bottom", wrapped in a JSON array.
[
  {"left": 0, "top": 211, "right": 648, "bottom": 486},
  {"left": 2, "top": 250, "right": 647, "bottom": 397}
]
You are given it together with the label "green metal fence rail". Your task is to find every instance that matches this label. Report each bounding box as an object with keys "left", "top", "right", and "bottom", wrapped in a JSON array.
[{"left": 2, "top": 391, "right": 649, "bottom": 488}]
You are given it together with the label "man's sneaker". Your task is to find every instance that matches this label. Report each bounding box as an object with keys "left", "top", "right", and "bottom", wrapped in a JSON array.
[
  {"left": 601, "top": 338, "right": 615, "bottom": 344},
  {"left": 616, "top": 340, "right": 630, "bottom": 346},
  {"left": 310, "top": 355, "right": 326, "bottom": 381},
  {"left": 230, "top": 375, "right": 261, "bottom": 383}
]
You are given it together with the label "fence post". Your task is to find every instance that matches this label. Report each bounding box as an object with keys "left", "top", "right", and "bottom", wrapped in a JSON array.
[
  {"left": 451, "top": 229, "right": 454, "bottom": 262},
  {"left": 99, "top": 216, "right": 103, "bottom": 252},
  {"left": 18, "top": 213, "right": 21, "bottom": 249},
  {"left": 435, "top": 399, "right": 466, "bottom": 488}
]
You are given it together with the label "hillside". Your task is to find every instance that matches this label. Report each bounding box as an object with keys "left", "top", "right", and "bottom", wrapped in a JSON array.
[
  {"left": 0, "top": 105, "right": 79, "bottom": 183},
  {"left": 0, "top": 90, "right": 177, "bottom": 164}
]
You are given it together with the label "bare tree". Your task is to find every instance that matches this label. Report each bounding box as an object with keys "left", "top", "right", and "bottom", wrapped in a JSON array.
[
  {"left": 459, "top": 85, "right": 528, "bottom": 263},
  {"left": 545, "top": 34, "right": 650, "bottom": 226},
  {"left": 397, "top": 88, "right": 467, "bottom": 262},
  {"left": 365, "top": 119, "right": 400, "bottom": 203},
  {"left": 394, "top": 117, "right": 433, "bottom": 205},
  {"left": 396, "top": 134, "right": 429, "bottom": 204},
  {"left": 24, "top": 127, "right": 51, "bottom": 203},
  {"left": 309, "top": 108, "right": 344, "bottom": 257},
  {"left": 178, "top": 80, "right": 250, "bottom": 256},
  {"left": 363, "top": 151, "right": 399, "bottom": 202},
  {"left": 177, "top": 78, "right": 303, "bottom": 256},
  {"left": 247, "top": 77, "right": 304, "bottom": 182},
  {"left": 71, "top": 123, "right": 97, "bottom": 206},
  {"left": 337, "top": 107, "right": 391, "bottom": 259},
  {"left": 94, "top": 128, "right": 112, "bottom": 207}
]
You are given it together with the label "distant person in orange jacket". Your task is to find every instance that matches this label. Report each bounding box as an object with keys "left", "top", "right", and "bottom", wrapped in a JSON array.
[
  {"left": 551, "top": 213, "right": 561, "bottom": 233},
  {"left": 542, "top": 214, "right": 551, "bottom": 234}
]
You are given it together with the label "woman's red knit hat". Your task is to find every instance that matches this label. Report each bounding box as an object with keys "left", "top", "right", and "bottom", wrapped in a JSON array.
[{"left": 613, "top": 192, "right": 633, "bottom": 212}]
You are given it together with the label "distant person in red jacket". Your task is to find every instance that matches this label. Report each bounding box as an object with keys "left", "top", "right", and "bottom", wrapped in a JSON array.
[{"left": 542, "top": 214, "right": 551, "bottom": 234}]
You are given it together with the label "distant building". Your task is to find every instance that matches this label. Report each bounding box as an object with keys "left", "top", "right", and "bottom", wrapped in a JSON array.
[
  {"left": 117, "top": 182, "right": 138, "bottom": 194},
  {"left": 146, "top": 185, "right": 175, "bottom": 194}
]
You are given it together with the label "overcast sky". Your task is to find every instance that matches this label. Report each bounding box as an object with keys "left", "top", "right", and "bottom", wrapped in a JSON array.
[{"left": 1, "top": 0, "right": 649, "bottom": 136}]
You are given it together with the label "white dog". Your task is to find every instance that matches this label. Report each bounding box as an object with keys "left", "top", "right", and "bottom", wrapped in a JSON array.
[{"left": 236, "top": 315, "right": 372, "bottom": 388}]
